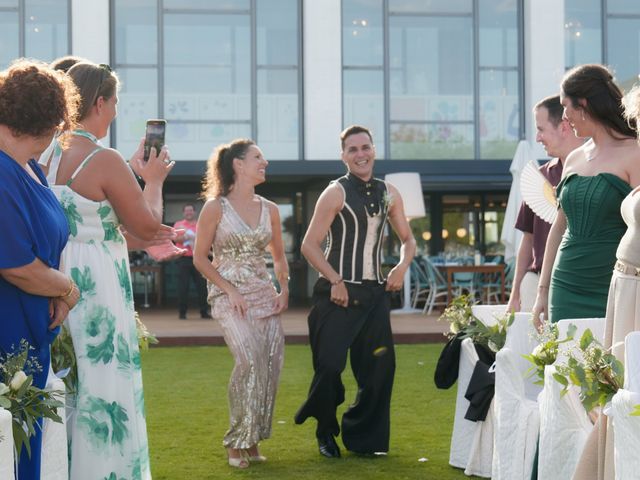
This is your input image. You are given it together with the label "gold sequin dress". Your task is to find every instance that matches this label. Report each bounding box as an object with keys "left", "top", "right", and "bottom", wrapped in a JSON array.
[{"left": 207, "top": 195, "right": 284, "bottom": 449}]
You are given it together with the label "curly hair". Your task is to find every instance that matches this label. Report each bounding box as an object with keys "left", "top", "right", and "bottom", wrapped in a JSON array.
[
  {"left": 67, "top": 62, "right": 119, "bottom": 121},
  {"left": 561, "top": 64, "right": 637, "bottom": 139},
  {"left": 0, "top": 58, "right": 80, "bottom": 138},
  {"left": 201, "top": 139, "right": 255, "bottom": 198}
]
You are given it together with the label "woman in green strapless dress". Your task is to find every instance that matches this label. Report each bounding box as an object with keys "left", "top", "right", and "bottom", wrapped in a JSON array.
[
  {"left": 548, "top": 173, "right": 630, "bottom": 322},
  {"left": 531, "top": 65, "right": 640, "bottom": 480},
  {"left": 532, "top": 64, "right": 640, "bottom": 332}
]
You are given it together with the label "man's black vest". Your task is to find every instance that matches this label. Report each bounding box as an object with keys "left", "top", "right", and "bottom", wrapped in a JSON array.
[{"left": 324, "top": 173, "right": 389, "bottom": 284}]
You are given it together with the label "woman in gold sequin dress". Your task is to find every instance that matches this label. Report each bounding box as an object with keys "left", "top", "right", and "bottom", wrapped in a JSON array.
[{"left": 194, "top": 138, "right": 288, "bottom": 469}]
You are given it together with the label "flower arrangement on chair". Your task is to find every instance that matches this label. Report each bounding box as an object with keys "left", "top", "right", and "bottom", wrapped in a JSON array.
[
  {"left": 523, "top": 322, "right": 576, "bottom": 385},
  {"left": 0, "top": 340, "right": 64, "bottom": 458},
  {"left": 552, "top": 328, "right": 624, "bottom": 412},
  {"left": 438, "top": 294, "right": 514, "bottom": 355}
]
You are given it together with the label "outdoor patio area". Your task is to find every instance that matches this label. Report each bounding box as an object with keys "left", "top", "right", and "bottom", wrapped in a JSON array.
[{"left": 138, "top": 307, "right": 449, "bottom": 346}]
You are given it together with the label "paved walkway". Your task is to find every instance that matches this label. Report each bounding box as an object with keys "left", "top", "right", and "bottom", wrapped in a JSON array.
[{"left": 139, "top": 307, "right": 449, "bottom": 346}]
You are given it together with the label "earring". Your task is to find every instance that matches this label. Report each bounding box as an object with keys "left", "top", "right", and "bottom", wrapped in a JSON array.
[{"left": 581, "top": 111, "right": 585, "bottom": 121}]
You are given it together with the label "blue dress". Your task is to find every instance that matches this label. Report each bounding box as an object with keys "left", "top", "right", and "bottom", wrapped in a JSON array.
[{"left": 0, "top": 150, "right": 69, "bottom": 480}]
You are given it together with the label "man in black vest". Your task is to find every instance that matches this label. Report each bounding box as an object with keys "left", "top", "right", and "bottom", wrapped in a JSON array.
[{"left": 294, "top": 125, "right": 416, "bottom": 458}]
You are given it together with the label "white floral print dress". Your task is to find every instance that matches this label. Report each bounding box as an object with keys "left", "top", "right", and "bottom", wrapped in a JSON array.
[{"left": 52, "top": 148, "right": 151, "bottom": 480}]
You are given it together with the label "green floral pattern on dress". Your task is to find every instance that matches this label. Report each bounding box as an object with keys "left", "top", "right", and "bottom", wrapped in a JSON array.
[
  {"left": 59, "top": 189, "right": 83, "bottom": 237},
  {"left": 85, "top": 305, "right": 116, "bottom": 364},
  {"left": 98, "top": 204, "right": 124, "bottom": 243},
  {"left": 53, "top": 181, "right": 151, "bottom": 478},
  {"left": 115, "top": 259, "right": 133, "bottom": 307},
  {"left": 71, "top": 266, "right": 96, "bottom": 304},
  {"left": 78, "top": 396, "right": 129, "bottom": 449}
]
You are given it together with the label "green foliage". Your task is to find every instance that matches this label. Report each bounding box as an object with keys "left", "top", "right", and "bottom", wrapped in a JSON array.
[
  {"left": 438, "top": 294, "right": 476, "bottom": 338},
  {"left": 141, "top": 345, "right": 481, "bottom": 479},
  {"left": 554, "top": 329, "right": 625, "bottom": 412},
  {"left": 51, "top": 324, "right": 78, "bottom": 394},
  {"left": 462, "top": 310, "right": 514, "bottom": 354},
  {"left": 438, "top": 294, "right": 514, "bottom": 353},
  {"left": 136, "top": 312, "right": 159, "bottom": 351},
  {"left": 522, "top": 323, "right": 575, "bottom": 385},
  {"left": 0, "top": 340, "right": 64, "bottom": 459}
]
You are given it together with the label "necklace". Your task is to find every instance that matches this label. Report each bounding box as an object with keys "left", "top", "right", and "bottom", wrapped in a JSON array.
[{"left": 72, "top": 129, "right": 100, "bottom": 144}]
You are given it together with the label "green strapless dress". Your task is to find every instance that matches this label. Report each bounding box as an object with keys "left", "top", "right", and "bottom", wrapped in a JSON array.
[{"left": 549, "top": 173, "right": 631, "bottom": 323}]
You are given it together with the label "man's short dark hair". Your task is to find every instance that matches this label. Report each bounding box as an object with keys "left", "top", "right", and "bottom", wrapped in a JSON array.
[
  {"left": 340, "top": 125, "right": 374, "bottom": 149},
  {"left": 534, "top": 95, "right": 564, "bottom": 127}
]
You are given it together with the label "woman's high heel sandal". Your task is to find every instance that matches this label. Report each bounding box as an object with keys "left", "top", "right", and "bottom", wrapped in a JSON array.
[
  {"left": 227, "top": 449, "right": 249, "bottom": 469},
  {"left": 244, "top": 446, "right": 267, "bottom": 463}
]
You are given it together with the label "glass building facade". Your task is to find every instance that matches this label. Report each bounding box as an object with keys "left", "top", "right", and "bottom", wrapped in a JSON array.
[{"left": 2, "top": 0, "right": 640, "bottom": 300}]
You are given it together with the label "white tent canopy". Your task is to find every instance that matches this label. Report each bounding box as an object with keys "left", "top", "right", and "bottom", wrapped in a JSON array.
[{"left": 500, "top": 140, "right": 535, "bottom": 262}]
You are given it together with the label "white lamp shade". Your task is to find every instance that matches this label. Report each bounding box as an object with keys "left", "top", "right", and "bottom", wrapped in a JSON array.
[{"left": 385, "top": 172, "right": 426, "bottom": 220}]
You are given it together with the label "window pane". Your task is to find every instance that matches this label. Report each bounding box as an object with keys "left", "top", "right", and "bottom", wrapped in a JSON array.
[
  {"left": 0, "top": 11, "right": 18, "bottom": 68},
  {"left": 256, "top": 0, "right": 297, "bottom": 66},
  {"left": 608, "top": 18, "right": 640, "bottom": 89},
  {"left": 479, "top": 69, "right": 519, "bottom": 159},
  {"left": 390, "top": 122, "right": 474, "bottom": 159},
  {"left": 163, "top": 0, "right": 249, "bottom": 10},
  {"left": 0, "top": 1, "right": 17, "bottom": 7},
  {"left": 343, "top": 0, "right": 383, "bottom": 66},
  {"left": 564, "top": 0, "right": 602, "bottom": 69},
  {"left": 257, "top": 69, "right": 299, "bottom": 159},
  {"left": 388, "top": 0, "right": 472, "bottom": 14},
  {"left": 608, "top": 0, "right": 640, "bottom": 14},
  {"left": 24, "top": 0, "right": 68, "bottom": 62},
  {"left": 390, "top": 15, "right": 473, "bottom": 122},
  {"left": 163, "top": 13, "right": 251, "bottom": 124},
  {"left": 343, "top": 69, "right": 385, "bottom": 158},
  {"left": 167, "top": 121, "right": 251, "bottom": 161},
  {"left": 114, "top": 0, "right": 157, "bottom": 65},
  {"left": 479, "top": 0, "right": 518, "bottom": 67},
  {"left": 114, "top": 67, "right": 158, "bottom": 156}
]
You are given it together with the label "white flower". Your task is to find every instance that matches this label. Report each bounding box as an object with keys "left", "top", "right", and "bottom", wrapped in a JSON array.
[
  {"left": 0, "top": 382, "right": 8, "bottom": 396},
  {"left": 9, "top": 371, "right": 29, "bottom": 391}
]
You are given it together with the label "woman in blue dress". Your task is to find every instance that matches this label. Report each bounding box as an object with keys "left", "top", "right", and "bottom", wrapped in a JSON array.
[{"left": 0, "top": 59, "right": 81, "bottom": 480}]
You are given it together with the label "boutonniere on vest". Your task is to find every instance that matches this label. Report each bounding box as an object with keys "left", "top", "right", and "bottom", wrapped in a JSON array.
[{"left": 382, "top": 190, "right": 393, "bottom": 211}]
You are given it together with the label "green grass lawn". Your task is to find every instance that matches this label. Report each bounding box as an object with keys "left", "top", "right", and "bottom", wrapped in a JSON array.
[{"left": 141, "top": 344, "right": 482, "bottom": 480}]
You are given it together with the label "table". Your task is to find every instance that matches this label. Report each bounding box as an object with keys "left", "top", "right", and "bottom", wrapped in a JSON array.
[
  {"left": 130, "top": 265, "right": 163, "bottom": 307},
  {"left": 443, "top": 264, "right": 505, "bottom": 303}
]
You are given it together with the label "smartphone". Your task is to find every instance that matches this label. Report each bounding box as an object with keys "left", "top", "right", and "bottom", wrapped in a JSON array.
[{"left": 143, "top": 119, "right": 166, "bottom": 161}]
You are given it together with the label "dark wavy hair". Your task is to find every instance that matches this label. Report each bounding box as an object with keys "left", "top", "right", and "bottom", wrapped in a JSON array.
[
  {"left": 202, "top": 138, "right": 255, "bottom": 198},
  {"left": 0, "top": 58, "right": 80, "bottom": 138},
  {"left": 561, "top": 64, "right": 636, "bottom": 139},
  {"left": 67, "top": 62, "right": 119, "bottom": 121}
]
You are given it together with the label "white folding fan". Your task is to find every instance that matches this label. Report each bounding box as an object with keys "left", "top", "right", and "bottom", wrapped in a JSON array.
[{"left": 519, "top": 160, "right": 558, "bottom": 224}]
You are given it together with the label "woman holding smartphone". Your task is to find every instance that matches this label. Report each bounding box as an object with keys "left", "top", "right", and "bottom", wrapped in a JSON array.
[
  {"left": 194, "top": 139, "right": 289, "bottom": 469},
  {"left": 49, "top": 61, "right": 172, "bottom": 480}
]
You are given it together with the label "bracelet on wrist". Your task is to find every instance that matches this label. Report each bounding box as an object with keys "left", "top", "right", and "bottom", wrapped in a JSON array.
[
  {"left": 330, "top": 277, "right": 344, "bottom": 286},
  {"left": 538, "top": 284, "right": 549, "bottom": 290},
  {"left": 60, "top": 278, "right": 75, "bottom": 298}
]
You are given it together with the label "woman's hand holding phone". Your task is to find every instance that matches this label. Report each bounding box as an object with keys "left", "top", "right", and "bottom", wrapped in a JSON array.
[{"left": 135, "top": 142, "right": 174, "bottom": 185}]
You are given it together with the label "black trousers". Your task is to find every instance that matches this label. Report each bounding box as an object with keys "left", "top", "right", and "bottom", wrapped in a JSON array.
[
  {"left": 294, "top": 279, "right": 396, "bottom": 453},
  {"left": 176, "top": 256, "right": 208, "bottom": 315}
]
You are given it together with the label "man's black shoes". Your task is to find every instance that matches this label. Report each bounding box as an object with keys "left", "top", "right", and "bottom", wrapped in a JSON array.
[{"left": 317, "top": 434, "right": 341, "bottom": 458}]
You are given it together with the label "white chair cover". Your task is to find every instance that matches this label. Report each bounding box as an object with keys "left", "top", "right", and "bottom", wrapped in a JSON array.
[
  {"left": 471, "top": 305, "right": 507, "bottom": 327},
  {"left": 40, "top": 369, "right": 68, "bottom": 480},
  {"left": 491, "top": 312, "right": 541, "bottom": 480},
  {"left": 610, "top": 331, "right": 640, "bottom": 480},
  {"left": 492, "top": 347, "right": 539, "bottom": 480},
  {"left": 0, "top": 407, "right": 15, "bottom": 480},
  {"left": 448, "top": 338, "right": 492, "bottom": 478},
  {"left": 537, "top": 318, "right": 605, "bottom": 480}
]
